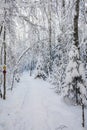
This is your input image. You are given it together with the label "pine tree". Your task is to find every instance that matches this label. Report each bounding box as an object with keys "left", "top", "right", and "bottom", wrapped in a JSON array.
[{"left": 64, "top": 45, "right": 87, "bottom": 105}]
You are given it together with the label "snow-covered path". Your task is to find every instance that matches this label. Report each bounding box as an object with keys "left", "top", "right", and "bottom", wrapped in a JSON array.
[{"left": 0, "top": 73, "right": 87, "bottom": 130}]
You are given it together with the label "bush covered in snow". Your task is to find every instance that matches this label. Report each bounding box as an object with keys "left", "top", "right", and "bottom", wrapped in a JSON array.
[{"left": 34, "top": 57, "right": 47, "bottom": 80}]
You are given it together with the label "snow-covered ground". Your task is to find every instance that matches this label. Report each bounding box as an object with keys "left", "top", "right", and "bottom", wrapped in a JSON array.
[{"left": 0, "top": 72, "right": 87, "bottom": 130}]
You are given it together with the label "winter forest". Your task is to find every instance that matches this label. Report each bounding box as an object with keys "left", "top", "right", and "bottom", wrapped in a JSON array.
[{"left": 0, "top": 0, "right": 87, "bottom": 130}]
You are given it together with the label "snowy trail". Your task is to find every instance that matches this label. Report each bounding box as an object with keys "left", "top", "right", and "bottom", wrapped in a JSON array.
[{"left": 0, "top": 72, "right": 87, "bottom": 130}]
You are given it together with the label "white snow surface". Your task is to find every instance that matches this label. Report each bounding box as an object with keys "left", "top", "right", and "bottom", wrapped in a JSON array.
[{"left": 0, "top": 72, "right": 87, "bottom": 130}]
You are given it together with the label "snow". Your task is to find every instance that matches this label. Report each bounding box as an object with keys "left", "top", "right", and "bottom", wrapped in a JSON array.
[
  {"left": 0, "top": 72, "right": 87, "bottom": 130},
  {"left": 69, "top": 45, "right": 79, "bottom": 60}
]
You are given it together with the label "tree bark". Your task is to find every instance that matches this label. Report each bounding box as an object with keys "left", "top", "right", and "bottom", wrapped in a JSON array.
[
  {"left": 82, "top": 103, "right": 85, "bottom": 127},
  {"left": 73, "top": 0, "right": 80, "bottom": 47},
  {"left": 3, "top": 0, "right": 7, "bottom": 99},
  {"left": 48, "top": 0, "right": 52, "bottom": 73},
  {"left": 73, "top": 0, "right": 80, "bottom": 104},
  {"left": 3, "top": 25, "right": 6, "bottom": 100}
]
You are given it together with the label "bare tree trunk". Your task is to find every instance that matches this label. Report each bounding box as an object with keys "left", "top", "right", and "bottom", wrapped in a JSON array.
[
  {"left": 62, "top": 0, "right": 65, "bottom": 8},
  {"left": 0, "top": 23, "right": 4, "bottom": 98},
  {"left": 0, "top": 24, "right": 3, "bottom": 36},
  {"left": 73, "top": 0, "right": 80, "bottom": 47},
  {"left": 82, "top": 103, "right": 85, "bottom": 127},
  {"left": 48, "top": 0, "right": 52, "bottom": 73},
  {"left": 61, "top": 0, "right": 65, "bottom": 33},
  {"left": 3, "top": 0, "right": 7, "bottom": 99},
  {"left": 73, "top": 0, "right": 85, "bottom": 127},
  {"left": 62, "top": 0, "right": 65, "bottom": 17},
  {"left": 3, "top": 25, "right": 6, "bottom": 100},
  {"left": 30, "top": 61, "right": 32, "bottom": 76},
  {"left": 73, "top": 0, "right": 80, "bottom": 104},
  {"left": 0, "top": 46, "right": 3, "bottom": 98},
  {"left": 75, "top": 77, "right": 79, "bottom": 104}
]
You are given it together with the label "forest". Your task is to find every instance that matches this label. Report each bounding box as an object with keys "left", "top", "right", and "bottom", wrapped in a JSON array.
[{"left": 0, "top": 0, "right": 87, "bottom": 130}]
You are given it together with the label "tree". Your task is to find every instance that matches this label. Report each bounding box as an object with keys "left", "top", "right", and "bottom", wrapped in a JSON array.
[
  {"left": 64, "top": 45, "right": 86, "bottom": 103},
  {"left": 0, "top": 0, "right": 18, "bottom": 99},
  {"left": 64, "top": 0, "right": 87, "bottom": 127},
  {"left": 48, "top": 0, "right": 52, "bottom": 73}
]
